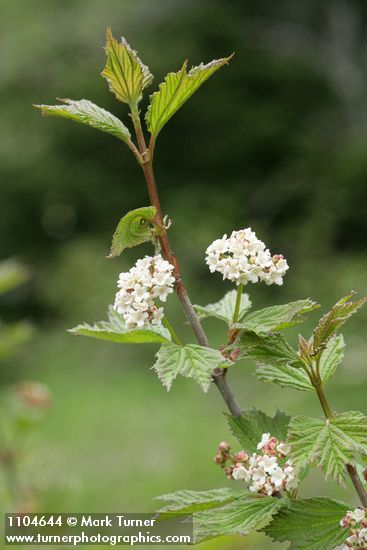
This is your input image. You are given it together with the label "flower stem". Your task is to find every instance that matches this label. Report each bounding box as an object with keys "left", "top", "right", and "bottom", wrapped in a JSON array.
[
  {"left": 163, "top": 317, "right": 182, "bottom": 346},
  {"left": 129, "top": 108, "right": 242, "bottom": 418},
  {"left": 232, "top": 283, "right": 243, "bottom": 324}
]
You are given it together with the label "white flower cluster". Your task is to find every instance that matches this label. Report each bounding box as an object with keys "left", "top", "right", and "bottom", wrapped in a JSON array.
[
  {"left": 338, "top": 507, "right": 367, "bottom": 549},
  {"left": 113, "top": 255, "right": 175, "bottom": 330},
  {"left": 205, "top": 228, "right": 289, "bottom": 286},
  {"left": 232, "top": 433, "right": 297, "bottom": 496}
]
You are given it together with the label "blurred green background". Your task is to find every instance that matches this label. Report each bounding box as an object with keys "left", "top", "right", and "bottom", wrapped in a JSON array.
[{"left": 1, "top": 0, "right": 367, "bottom": 548}]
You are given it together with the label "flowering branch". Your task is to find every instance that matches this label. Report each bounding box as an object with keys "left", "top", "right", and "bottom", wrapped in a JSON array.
[
  {"left": 129, "top": 105, "right": 243, "bottom": 417},
  {"left": 36, "top": 30, "right": 367, "bottom": 547}
]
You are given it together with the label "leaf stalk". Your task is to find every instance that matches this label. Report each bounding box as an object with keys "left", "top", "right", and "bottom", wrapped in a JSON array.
[{"left": 308, "top": 373, "right": 367, "bottom": 506}]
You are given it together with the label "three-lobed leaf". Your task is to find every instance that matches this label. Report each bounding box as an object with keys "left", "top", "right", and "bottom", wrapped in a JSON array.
[
  {"left": 237, "top": 330, "right": 302, "bottom": 367},
  {"left": 69, "top": 307, "right": 171, "bottom": 344},
  {"left": 102, "top": 28, "right": 153, "bottom": 106},
  {"left": 263, "top": 497, "right": 350, "bottom": 550},
  {"left": 152, "top": 343, "right": 227, "bottom": 392},
  {"left": 145, "top": 56, "right": 233, "bottom": 137},
  {"left": 226, "top": 409, "right": 290, "bottom": 452},
  {"left": 34, "top": 99, "right": 132, "bottom": 143},
  {"left": 108, "top": 206, "right": 157, "bottom": 258},
  {"left": 194, "top": 494, "right": 286, "bottom": 543},
  {"left": 237, "top": 299, "right": 319, "bottom": 333},
  {"left": 256, "top": 334, "right": 345, "bottom": 391},
  {"left": 194, "top": 290, "right": 251, "bottom": 324},
  {"left": 313, "top": 292, "right": 367, "bottom": 354},
  {"left": 288, "top": 411, "right": 367, "bottom": 483}
]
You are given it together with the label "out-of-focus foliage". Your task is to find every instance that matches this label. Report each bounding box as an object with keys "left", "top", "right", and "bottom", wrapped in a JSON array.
[{"left": 0, "top": 260, "right": 33, "bottom": 361}]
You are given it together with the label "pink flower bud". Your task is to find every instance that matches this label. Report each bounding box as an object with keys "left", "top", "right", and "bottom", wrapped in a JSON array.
[
  {"left": 263, "top": 437, "right": 279, "bottom": 456},
  {"left": 214, "top": 454, "right": 223, "bottom": 465},
  {"left": 218, "top": 441, "right": 231, "bottom": 452},
  {"left": 233, "top": 451, "right": 248, "bottom": 463},
  {"left": 224, "top": 466, "right": 233, "bottom": 479}
]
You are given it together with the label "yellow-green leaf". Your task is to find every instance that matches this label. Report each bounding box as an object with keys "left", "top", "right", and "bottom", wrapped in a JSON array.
[
  {"left": 312, "top": 292, "right": 367, "bottom": 354},
  {"left": 146, "top": 55, "right": 233, "bottom": 137},
  {"left": 153, "top": 343, "right": 228, "bottom": 392},
  {"left": 34, "top": 99, "right": 131, "bottom": 143},
  {"left": 101, "top": 28, "right": 153, "bottom": 106},
  {"left": 108, "top": 206, "right": 157, "bottom": 258},
  {"left": 69, "top": 307, "right": 171, "bottom": 345}
]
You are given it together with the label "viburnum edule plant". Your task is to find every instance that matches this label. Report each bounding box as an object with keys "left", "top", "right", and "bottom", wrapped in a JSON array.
[{"left": 35, "top": 29, "right": 367, "bottom": 549}]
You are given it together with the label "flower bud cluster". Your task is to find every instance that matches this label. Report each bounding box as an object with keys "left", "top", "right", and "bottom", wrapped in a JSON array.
[
  {"left": 114, "top": 255, "right": 175, "bottom": 330},
  {"left": 205, "top": 228, "right": 289, "bottom": 286},
  {"left": 214, "top": 433, "right": 297, "bottom": 497},
  {"left": 15, "top": 382, "right": 52, "bottom": 410},
  {"left": 338, "top": 508, "right": 367, "bottom": 549}
]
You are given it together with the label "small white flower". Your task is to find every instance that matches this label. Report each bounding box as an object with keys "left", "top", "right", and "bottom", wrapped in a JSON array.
[
  {"left": 249, "top": 453, "right": 260, "bottom": 468},
  {"left": 252, "top": 467, "right": 267, "bottom": 486},
  {"left": 249, "top": 481, "right": 264, "bottom": 493},
  {"left": 258, "top": 455, "right": 278, "bottom": 473},
  {"left": 270, "top": 467, "right": 286, "bottom": 488},
  {"left": 232, "top": 464, "right": 250, "bottom": 482},
  {"left": 352, "top": 508, "right": 366, "bottom": 523},
  {"left": 285, "top": 474, "right": 298, "bottom": 491}
]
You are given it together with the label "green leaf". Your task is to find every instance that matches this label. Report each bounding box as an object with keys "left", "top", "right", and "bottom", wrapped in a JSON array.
[
  {"left": 34, "top": 99, "right": 132, "bottom": 143},
  {"left": 237, "top": 330, "right": 302, "bottom": 367},
  {"left": 108, "top": 206, "right": 157, "bottom": 258},
  {"left": 226, "top": 409, "right": 290, "bottom": 452},
  {"left": 69, "top": 307, "right": 171, "bottom": 344},
  {"left": 194, "top": 290, "right": 251, "bottom": 324},
  {"left": 313, "top": 292, "right": 367, "bottom": 354},
  {"left": 146, "top": 55, "right": 233, "bottom": 137},
  {"left": 152, "top": 343, "right": 227, "bottom": 392},
  {"left": 194, "top": 494, "right": 286, "bottom": 543},
  {"left": 156, "top": 488, "right": 244, "bottom": 516},
  {"left": 288, "top": 411, "right": 367, "bottom": 483},
  {"left": 319, "top": 334, "right": 345, "bottom": 385},
  {"left": 0, "top": 322, "right": 34, "bottom": 360},
  {"left": 0, "top": 260, "right": 29, "bottom": 295},
  {"left": 237, "top": 299, "right": 319, "bottom": 333},
  {"left": 101, "top": 28, "right": 153, "bottom": 106},
  {"left": 256, "top": 362, "right": 312, "bottom": 392},
  {"left": 255, "top": 334, "right": 345, "bottom": 391},
  {"left": 263, "top": 497, "right": 350, "bottom": 550}
]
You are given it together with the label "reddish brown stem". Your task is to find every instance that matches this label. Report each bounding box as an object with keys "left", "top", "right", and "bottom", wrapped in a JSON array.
[{"left": 130, "top": 108, "right": 242, "bottom": 418}]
